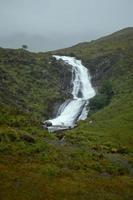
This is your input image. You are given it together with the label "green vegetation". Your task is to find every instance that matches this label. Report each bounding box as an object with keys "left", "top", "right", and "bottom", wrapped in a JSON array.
[
  {"left": 0, "top": 27, "right": 133, "bottom": 199},
  {"left": 89, "top": 80, "right": 114, "bottom": 114},
  {"left": 0, "top": 48, "right": 70, "bottom": 124},
  {"left": 22, "top": 44, "right": 28, "bottom": 50}
]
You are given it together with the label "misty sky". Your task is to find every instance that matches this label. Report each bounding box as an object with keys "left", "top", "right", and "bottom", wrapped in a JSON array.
[{"left": 0, "top": 0, "right": 133, "bottom": 52}]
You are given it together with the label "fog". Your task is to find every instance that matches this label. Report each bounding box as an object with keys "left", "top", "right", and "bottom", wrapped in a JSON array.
[{"left": 0, "top": 0, "right": 133, "bottom": 52}]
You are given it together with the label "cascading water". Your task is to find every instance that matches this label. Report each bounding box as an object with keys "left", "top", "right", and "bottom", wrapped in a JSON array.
[{"left": 44, "top": 55, "right": 95, "bottom": 132}]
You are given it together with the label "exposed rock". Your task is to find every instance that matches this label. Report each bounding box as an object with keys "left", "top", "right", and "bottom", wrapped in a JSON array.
[
  {"left": 84, "top": 54, "right": 120, "bottom": 89},
  {"left": 20, "top": 134, "right": 35, "bottom": 143},
  {"left": 111, "top": 148, "right": 118, "bottom": 153},
  {"left": 50, "top": 59, "right": 73, "bottom": 117}
]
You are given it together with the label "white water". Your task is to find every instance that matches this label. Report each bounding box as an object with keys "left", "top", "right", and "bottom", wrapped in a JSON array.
[{"left": 44, "top": 56, "right": 95, "bottom": 132}]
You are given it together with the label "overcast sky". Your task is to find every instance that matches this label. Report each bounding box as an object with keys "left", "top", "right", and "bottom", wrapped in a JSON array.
[{"left": 0, "top": 0, "right": 133, "bottom": 52}]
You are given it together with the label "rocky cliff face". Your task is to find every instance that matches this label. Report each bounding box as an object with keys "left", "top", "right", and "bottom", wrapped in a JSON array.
[
  {"left": 51, "top": 57, "right": 72, "bottom": 99},
  {"left": 47, "top": 57, "right": 72, "bottom": 117},
  {"left": 0, "top": 48, "right": 73, "bottom": 127},
  {"left": 83, "top": 53, "right": 119, "bottom": 90}
]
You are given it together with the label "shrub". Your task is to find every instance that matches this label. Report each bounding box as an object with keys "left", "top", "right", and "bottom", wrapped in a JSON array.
[
  {"left": 100, "top": 80, "right": 114, "bottom": 99},
  {"left": 89, "top": 94, "right": 108, "bottom": 111},
  {"left": 89, "top": 80, "right": 114, "bottom": 114}
]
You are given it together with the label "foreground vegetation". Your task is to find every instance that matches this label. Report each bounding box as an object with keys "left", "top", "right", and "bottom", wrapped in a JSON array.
[{"left": 0, "top": 27, "right": 133, "bottom": 199}]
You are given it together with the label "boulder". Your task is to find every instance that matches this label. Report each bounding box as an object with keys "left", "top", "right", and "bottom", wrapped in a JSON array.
[
  {"left": 43, "top": 121, "right": 52, "bottom": 127},
  {"left": 20, "top": 134, "right": 35, "bottom": 143}
]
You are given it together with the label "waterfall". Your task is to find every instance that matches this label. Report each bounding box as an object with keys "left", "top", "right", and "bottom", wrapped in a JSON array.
[{"left": 43, "top": 56, "right": 95, "bottom": 132}]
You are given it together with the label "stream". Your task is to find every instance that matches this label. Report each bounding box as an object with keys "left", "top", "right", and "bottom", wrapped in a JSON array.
[{"left": 44, "top": 56, "right": 95, "bottom": 132}]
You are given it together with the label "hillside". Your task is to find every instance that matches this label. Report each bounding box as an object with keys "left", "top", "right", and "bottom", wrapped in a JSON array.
[
  {"left": 0, "top": 28, "right": 133, "bottom": 200},
  {"left": 0, "top": 48, "right": 72, "bottom": 126},
  {"left": 54, "top": 27, "right": 133, "bottom": 149}
]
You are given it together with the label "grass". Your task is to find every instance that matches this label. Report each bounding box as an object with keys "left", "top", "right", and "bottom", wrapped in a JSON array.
[{"left": 0, "top": 27, "right": 133, "bottom": 199}]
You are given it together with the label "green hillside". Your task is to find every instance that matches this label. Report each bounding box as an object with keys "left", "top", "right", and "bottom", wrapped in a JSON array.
[
  {"left": 0, "top": 28, "right": 133, "bottom": 200},
  {"left": 55, "top": 27, "right": 133, "bottom": 150}
]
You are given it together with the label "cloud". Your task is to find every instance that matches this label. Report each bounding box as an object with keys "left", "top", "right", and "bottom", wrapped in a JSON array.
[{"left": 0, "top": 0, "right": 133, "bottom": 51}]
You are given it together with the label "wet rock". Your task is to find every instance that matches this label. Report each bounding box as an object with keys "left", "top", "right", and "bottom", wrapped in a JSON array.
[{"left": 44, "top": 121, "right": 52, "bottom": 127}]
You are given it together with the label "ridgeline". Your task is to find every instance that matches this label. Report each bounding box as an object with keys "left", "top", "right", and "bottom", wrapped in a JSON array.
[{"left": 0, "top": 28, "right": 133, "bottom": 200}]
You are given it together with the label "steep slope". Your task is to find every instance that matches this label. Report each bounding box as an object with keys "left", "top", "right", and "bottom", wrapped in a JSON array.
[
  {"left": 0, "top": 48, "right": 72, "bottom": 129},
  {"left": 0, "top": 28, "right": 133, "bottom": 200},
  {"left": 53, "top": 27, "right": 133, "bottom": 150}
]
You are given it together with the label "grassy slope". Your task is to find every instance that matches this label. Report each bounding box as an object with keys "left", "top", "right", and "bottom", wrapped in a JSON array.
[
  {"left": 0, "top": 48, "right": 72, "bottom": 148},
  {"left": 0, "top": 28, "right": 133, "bottom": 200},
  {"left": 0, "top": 49, "right": 66, "bottom": 120},
  {"left": 55, "top": 27, "right": 133, "bottom": 150}
]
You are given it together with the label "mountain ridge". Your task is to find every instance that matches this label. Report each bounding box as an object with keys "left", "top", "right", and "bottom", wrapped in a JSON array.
[{"left": 0, "top": 27, "right": 133, "bottom": 200}]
